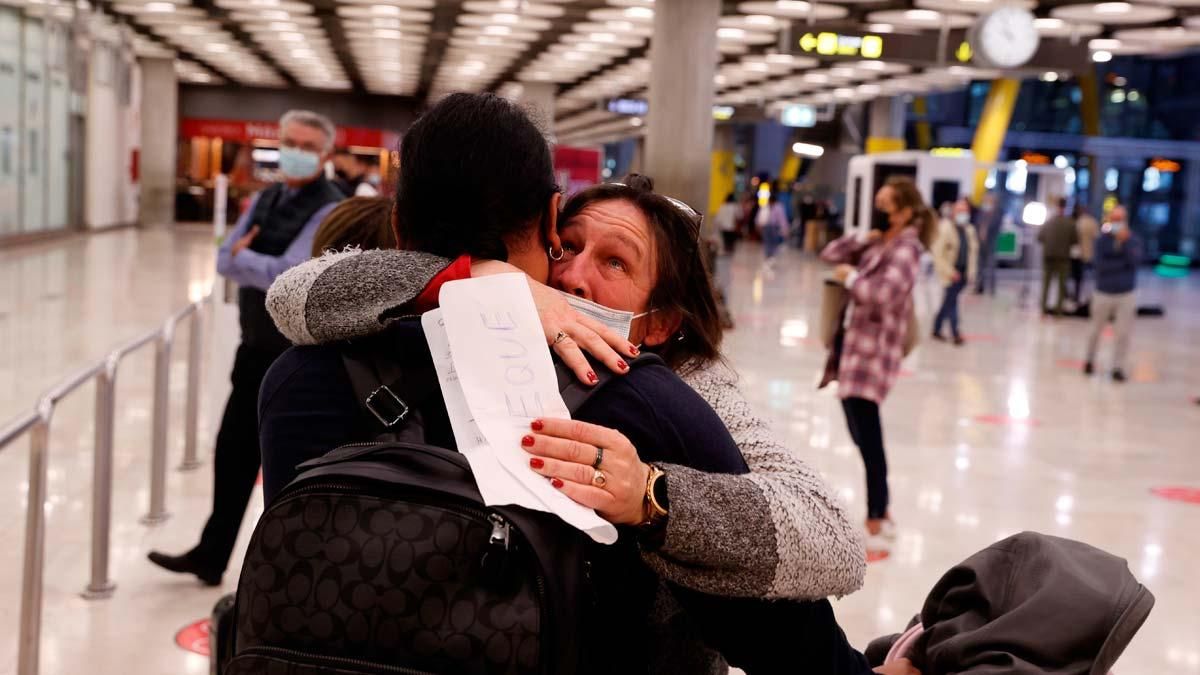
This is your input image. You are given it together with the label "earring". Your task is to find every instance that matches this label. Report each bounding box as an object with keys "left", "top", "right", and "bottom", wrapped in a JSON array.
[
  {"left": 676, "top": 330, "right": 686, "bottom": 342},
  {"left": 549, "top": 246, "right": 565, "bottom": 261}
]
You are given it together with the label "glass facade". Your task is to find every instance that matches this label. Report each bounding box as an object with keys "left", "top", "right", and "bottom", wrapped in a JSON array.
[{"left": 0, "top": 6, "right": 73, "bottom": 237}]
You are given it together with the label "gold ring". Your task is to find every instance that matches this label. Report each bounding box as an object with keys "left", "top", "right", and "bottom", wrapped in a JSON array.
[
  {"left": 553, "top": 331, "right": 570, "bottom": 345},
  {"left": 591, "top": 469, "right": 607, "bottom": 488}
]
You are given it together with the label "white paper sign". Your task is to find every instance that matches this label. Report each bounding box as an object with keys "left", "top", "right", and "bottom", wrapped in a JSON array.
[{"left": 430, "top": 274, "right": 618, "bottom": 545}]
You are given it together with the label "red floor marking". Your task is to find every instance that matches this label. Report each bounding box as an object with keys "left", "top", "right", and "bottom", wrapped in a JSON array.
[
  {"left": 898, "top": 369, "right": 915, "bottom": 377},
  {"left": 1057, "top": 358, "right": 1086, "bottom": 369},
  {"left": 1103, "top": 325, "right": 1114, "bottom": 338},
  {"left": 1151, "top": 486, "right": 1200, "bottom": 505},
  {"left": 962, "top": 333, "right": 996, "bottom": 342},
  {"left": 973, "top": 414, "right": 1040, "bottom": 426},
  {"left": 867, "top": 549, "right": 890, "bottom": 563},
  {"left": 175, "top": 618, "right": 210, "bottom": 656}
]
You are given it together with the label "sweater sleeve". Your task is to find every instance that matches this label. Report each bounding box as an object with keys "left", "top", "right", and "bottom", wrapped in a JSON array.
[
  {"left": 820, "top": 232, "right": 869, "bottom": 265},
  {"left": 642, "top": 363, "right": 866, "bottom": 601}
]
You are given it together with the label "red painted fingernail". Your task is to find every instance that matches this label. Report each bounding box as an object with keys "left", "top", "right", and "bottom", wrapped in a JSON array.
[
  {"left": 521, "top": 435, "right": 535, "bottom": 447},
  {"left": 617, "top": 360, "right": 628, "bottom": 370},
  {"left": 629, "top": 344, "right": 639, "bottom": 355},
  {"left": 529, "top": 457, "right": 544, "bottom": 469},
  {"left": 587, "top": 371, "right": 598, "bottom": 383},
  {"left": 531, "top": 420, "right": 544, "bottom": 431},
  {"left": 551, "top": 478, "right": 564, "bottom": 489}
]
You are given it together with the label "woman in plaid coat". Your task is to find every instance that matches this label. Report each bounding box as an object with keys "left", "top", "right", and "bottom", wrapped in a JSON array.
[{"left": 821, "top": 176, "right": 937, "bottom": 549}]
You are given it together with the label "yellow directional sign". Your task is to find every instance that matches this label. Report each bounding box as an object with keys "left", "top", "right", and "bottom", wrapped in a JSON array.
[
  {"left": 799, "top": 33, "right": 818, "bottom": 52},
  {"left": 956, "top": 41, "right": 973, "bottom": 63}
]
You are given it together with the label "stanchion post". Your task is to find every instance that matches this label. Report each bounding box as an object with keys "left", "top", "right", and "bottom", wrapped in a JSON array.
[
  {"left": 18, "top": 412, "right": 51, "bottom": 675},
  {"left": 180, "top": 303, "right": 204, "bottom": 471},
  {"left": 142, "top": 317, "right": 175, "bottom": 525},
  {"left": 83, "top": 361, "right": 118, "bottom": 599}
]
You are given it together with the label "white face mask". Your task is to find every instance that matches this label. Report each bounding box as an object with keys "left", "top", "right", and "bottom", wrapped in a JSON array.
[
  {"left": 955, "top": 212, "right": 971, "bottom": 226},
  {"left": 559, "top": 290, "right": 654, "bottom": 341}
]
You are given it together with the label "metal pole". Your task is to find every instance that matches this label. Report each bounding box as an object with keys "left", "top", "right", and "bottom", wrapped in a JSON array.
[
  {"left": 83, "top": 361, "right": 117, "bottom": 599},
  {"left": 180, "top": 302, "right": 204, "bottom": 471},
  {"left": 142, "top": 317, "right": 175, "bottom": 525},
  {"left": 18, "top": 411, "right": 51, "bottom": 675}
]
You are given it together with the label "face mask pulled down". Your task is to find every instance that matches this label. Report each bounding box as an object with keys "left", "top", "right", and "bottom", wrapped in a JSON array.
[{"left": 558, "top": 291, "right": 654, "bottom": 341}]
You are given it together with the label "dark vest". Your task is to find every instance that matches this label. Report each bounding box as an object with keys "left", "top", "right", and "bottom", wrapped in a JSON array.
[{"left": 238, "top": 177, "right": 343, "bottom": 353}]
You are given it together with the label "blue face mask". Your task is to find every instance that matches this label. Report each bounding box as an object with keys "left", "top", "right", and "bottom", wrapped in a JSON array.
[{"left": 278, "top": 146, "right": 321, "bottom": 180}]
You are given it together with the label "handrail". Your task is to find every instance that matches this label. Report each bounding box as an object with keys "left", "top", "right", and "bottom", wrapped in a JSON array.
[{"left": 0, "top": 292, "right": 214, "bottom": 675}]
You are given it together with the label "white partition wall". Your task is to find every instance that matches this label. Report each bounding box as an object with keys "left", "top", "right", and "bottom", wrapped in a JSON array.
[
  {"left": 20, "top": 18, "right": 46, "bottom": 232},
  {"left": 83, "top": 15, "right": 139, "bottom": 230},
  {"left": 45, "top": 19, "right": 70, "bottom": 231},
  {"left": 0, "top": 8, "right": 21, "bottom": 235}
]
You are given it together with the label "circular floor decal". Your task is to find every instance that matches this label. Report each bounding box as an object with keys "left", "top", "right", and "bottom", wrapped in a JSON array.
[
  {"left": 962, "top": 333, "right": 997, "bottom": 342},
  {"left": 867, "top": 549, "right": 890, "bottom": 563},
  {"left": 175, "top": 618, "right": 210, "bottom": 656},
  {"left": 1057, "top": 358, "right": 1086, "bottom": 370},
  {"left": 974, "top": 414, "right": 1039, "bottom": 426},
  {"left": 1151, "top": 486, "right": 1200, "bottom": 505}
]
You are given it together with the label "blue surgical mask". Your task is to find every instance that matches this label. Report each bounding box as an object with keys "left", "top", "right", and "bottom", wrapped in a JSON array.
[
  {"left": 559, "top": 291, "right": 656, "bottom": 340},
  {"left": 278, "top": 146, "right": 321, "bottom": 180}
]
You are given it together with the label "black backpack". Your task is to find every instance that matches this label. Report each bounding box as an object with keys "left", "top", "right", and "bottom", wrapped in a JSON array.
[{"left": 218, "top": 340, "right": 662, "bottom": 675}]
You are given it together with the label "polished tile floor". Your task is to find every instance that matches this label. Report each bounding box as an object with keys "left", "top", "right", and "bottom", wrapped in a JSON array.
[{"left": 0, "top": 227, "right": 1196, "bottom": 674}]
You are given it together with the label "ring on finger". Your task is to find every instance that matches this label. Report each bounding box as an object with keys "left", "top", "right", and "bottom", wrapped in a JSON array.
[
  {"left": 592, "top": 446, "right": 604, "bottom": 469},
  {"left": 591, "top": 469, "right": 607, "bottom": 488},
  {"left": 553, "top": 330, "right": 570, "bottom": 345}
]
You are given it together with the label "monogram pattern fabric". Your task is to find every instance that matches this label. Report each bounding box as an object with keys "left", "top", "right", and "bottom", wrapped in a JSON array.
[{"left": 235, "top": 492, "right": 542, "bottom": 675}]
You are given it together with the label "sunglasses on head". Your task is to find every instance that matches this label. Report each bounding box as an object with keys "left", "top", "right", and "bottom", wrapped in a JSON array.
[{"left": 608, "top": 182, "right": 704, "bottom": 241}]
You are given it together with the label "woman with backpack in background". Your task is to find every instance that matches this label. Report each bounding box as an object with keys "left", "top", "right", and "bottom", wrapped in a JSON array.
[{"left": 821, "top": 175, "right": 938, "bottom": 555}]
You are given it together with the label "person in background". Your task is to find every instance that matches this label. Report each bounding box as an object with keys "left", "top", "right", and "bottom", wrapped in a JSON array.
[
  {"left": 147, "top": 109, "right": 344, "bottom": 586},
  {"left": 714, "top": 191, "right": 741, "bottom": 254},
  {"left": 760, "top": 190, "right": 789, "bottom": 271},
  {"left": 822, "top": 176, "right": 937, "bottom": 551},
  {"left": 331, "top": 148, "right": 379, "bottom": 197},
  {"left": 1084, "top": 205, "right": 1141, "bottom": 383},
  {"left": 932, "top": 198, "right": 979, "bottom": 345},
  {"left": 311, "top": 196, "right": 395, "bottom": 256},
  {"left": 1038, "top": 197, "right": 1079, "bottom": 316},
  {"left": 974, "top": 192, "right": 1003, "bottom": 294},
  {"left": 1072, "top": 204, "right": 1100, "bottom": 305}
]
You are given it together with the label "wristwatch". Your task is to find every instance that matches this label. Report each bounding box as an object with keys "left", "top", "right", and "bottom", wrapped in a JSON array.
[{"left": 640, "top": 464, "right": 669, "bottom": 532}]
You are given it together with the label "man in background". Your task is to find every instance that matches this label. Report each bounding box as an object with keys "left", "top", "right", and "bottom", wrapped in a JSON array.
[
  {"left": 332, "top": 148, "right": 380, "bottom": 197},
  {"left": 1038, "top": 197, "right": 1079, "bottom": 316},
  {"left": 1084, "top": 205, "right": 1141, "bottom": 383},
  {"left": 974, "top": 192, "right": 1003, "bottom": 295},
  {"left": 1071, "top": 204, "right": 1101, "bottom": 305},
  {"left": 148, "top": 110, "right": 344, "bottom": 585}
]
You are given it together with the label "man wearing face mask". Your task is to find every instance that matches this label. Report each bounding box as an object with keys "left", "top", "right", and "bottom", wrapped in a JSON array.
[
  {"left": 1084, "top": 205, "right": 1141, "bottom": 383},
  {"left": 331, "top": 148, "right": 380, "bottom": 197},
  {"left": 147, "top": 109, "right": 343, "bottom": 585},
  {"left": 932, "top": 198, "right": 979, "bottom": 345}
]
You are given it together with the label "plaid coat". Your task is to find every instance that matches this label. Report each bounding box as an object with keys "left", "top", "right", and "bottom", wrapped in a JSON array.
[{"left": 820, "top": 228, "right": 923, "bottom": 403}]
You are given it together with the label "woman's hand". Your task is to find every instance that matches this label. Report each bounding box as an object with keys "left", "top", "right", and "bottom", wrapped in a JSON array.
[
  {"left": 522, "top": 418, "right": 651, "bottom": 526},
  {"left": 832, "top": 263, "right": 857, "bottom": 283},
  {"left": 472, "top": 260, "right": 638, "bottom": 385},
  {"left": 874, "top": 659, "right": 920, "bottom": 675}
]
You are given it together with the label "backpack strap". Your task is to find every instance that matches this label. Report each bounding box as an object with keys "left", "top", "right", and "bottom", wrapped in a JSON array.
[{"left": 341, "top": 347, "right": 441, "bottom": 443}]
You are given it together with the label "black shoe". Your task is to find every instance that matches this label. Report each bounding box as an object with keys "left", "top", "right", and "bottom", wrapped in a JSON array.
[
  {"left": 953, "top": 336, "right": 965, "bottom": 346},
  {"left": 1112, "top": 369, "right": 1127, "bottom": 383},
  {"left": 931, "top": 333, "right": 947, "bottom": 342},
  {"left": 1083, "top": 361, "right": 1094, "bottom": 375},
  {"left": 147, "top": 550, "right": 222, "bottom": 586}
]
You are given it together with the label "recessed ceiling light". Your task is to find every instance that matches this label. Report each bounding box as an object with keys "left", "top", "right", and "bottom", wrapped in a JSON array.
[
  {"left": 606, "top": 20, "right": 634, "bottom": 31},
  {"left": 374, "top": 28, "right": 404, "bottom": 39},
  {"left": 261, "top": 10, "right": 288, "bottom": 20},
  {"left": 867, "top": 23, "right": 894, "bottom": 33},
  {"left": 144, "top": 2, "right": 175, "bottom": 12},
  {"left": 1095, "top": 2, "right": 1131, "bottom": 14},
  {"left": 1033, "top": 18, "right": 1063, "bottom": 29},
  {"left": 267, "top": 22, "right": 297, "bottom": 31},
  {"left": 904, "top": 9, "right": 940, "bottom": 21},
  {"left": 745, "top": 14, "right": 776, "bottom": 26},
  {"left": 278, "top": 32, "right": 304, "bottom": 42},
  {"left": 590, "top": 32, "right": 616, "bottom": 42},
  {"left": 717, "top": 27, "right": 746, "bottom": 39},
  {"left": 623, "top": 7, "right": 653, "bottom": 19},
  {"left": 205, "top": 43, "right": 230, "bottom": 52},
  {"left": 493, "top": 12, "right": 519, "bottom": 23},
  {"left": 1089, "top": 38, "right": 1121, "bottom": 49},
  {"left": 484, "top": 25, "right": 511, "bottom": 35},
  {"left": 370, "top": 5, "right": 401, "bottom": 16}
]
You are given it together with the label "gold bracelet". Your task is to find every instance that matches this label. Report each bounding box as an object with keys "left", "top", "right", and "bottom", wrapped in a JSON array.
[{"left": 640, "top": 464, "right": 668, "bottom": 528}]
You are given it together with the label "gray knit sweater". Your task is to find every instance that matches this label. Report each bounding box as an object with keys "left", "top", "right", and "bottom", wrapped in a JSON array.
[{"left": 267, "top": 248, "right": 865, "bottom": 601}]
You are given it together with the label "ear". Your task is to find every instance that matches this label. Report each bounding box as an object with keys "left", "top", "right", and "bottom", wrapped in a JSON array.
[
  {"left": 543, "top": 191, "right": 563, "bottom": 251},
  {"left": 640, "top": 309, "right": 682, "bottom": 348}
]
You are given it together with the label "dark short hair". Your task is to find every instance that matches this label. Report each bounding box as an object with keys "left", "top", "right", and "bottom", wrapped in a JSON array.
[
  {"left": 1057, "top": 196, "right": 1069, "bottom": 210},
  {"left": 559, "top": 174, "right": 723, "bottom": 375},
  {"left": 395, "top": 93, "right": 558, "bottom": 261},
  {"left": 312, "top": 196, "right": 395, "bottom": 256}
]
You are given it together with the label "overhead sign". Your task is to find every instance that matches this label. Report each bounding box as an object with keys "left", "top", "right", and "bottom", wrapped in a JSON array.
[
  {"left": 780, "top": 104, "right": 817, "bottom": 128},
  {"left": 604, "top": 97, "right": 649, "bottom": 116},
  {"left": 789, "top": 24, "right": 1091, "bottom": 72},
  {"left": 179, "top": 118, "right": 400, "bottom": 149}
]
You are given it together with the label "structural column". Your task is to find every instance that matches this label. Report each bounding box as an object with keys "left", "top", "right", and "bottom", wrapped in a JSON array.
[
  {"left": 517, "top": 82, "right": 557, "bottom": 142},
  {"left": 645, "top": 0, "right": 720, "bottom": 216},
  {"left": 866, "top": 96, "right": 907, "bottom": 154},
  {"left": 138, "top": 57, "right": 177, "bottom": 227}
]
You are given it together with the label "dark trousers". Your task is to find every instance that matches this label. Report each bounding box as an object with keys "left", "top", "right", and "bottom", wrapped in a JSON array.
[
  {"left": 841, "top": 397, "right": 888, "bottom": 520},
  {"left": 1070, "top": 259, "right": 1090, "bottom": 304},
  {"left": 1042, "top": 257, "right": 1071, "bottom": 314},
  {"left": 720, "top": 230, "right": 739, "bottom": 254},
  {"left": 190, "top": 343, "right": 281, "bottom": 573},
  {"left": 934, "top": 279, "right": 966, "bottom": 339},
  {"left": 674, "top": 590, "right": 870, "bottom": 675}
]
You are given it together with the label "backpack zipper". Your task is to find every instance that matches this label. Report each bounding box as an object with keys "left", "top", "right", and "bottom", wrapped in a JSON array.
[{"left": 236, "top": 645, "right": 437, "bottom": 675}]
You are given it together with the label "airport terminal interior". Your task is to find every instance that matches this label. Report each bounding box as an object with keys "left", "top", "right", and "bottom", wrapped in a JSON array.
[{"left": 2, "top": 0, "right": 1200, "bottom": 674}]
